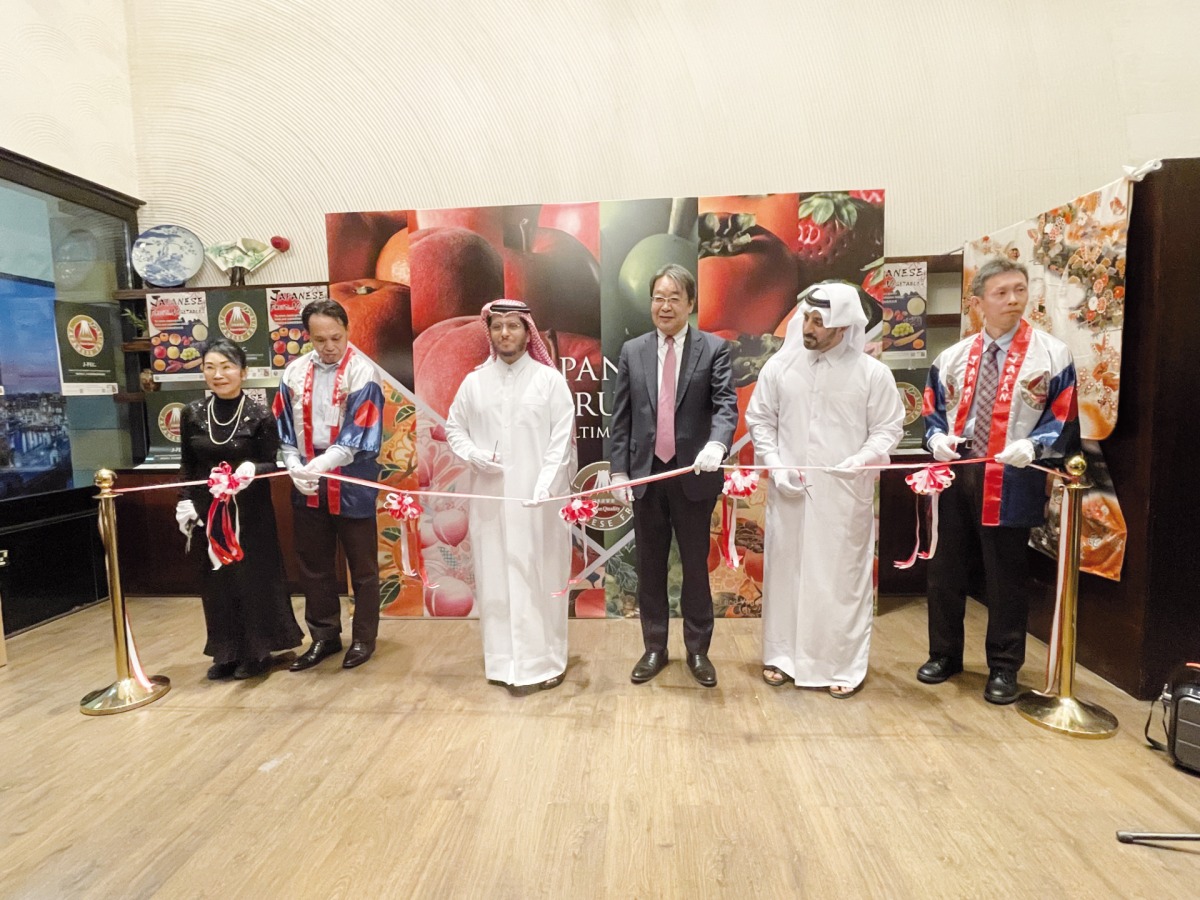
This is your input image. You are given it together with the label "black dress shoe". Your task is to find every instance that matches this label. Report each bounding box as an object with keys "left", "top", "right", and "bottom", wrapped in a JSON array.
[
  {"left": 917, "top": 655, "right": 963, "bottom": 684},
  {"left": 631, "top": 650, "right": 668, "bottom": 683},
  {"left": 984, "top": 668, "right": 1019, "bottom": 705},
  {"left": 342, "top": 641, "right": 375, "bottom": 669},
  {"left": 207, "top": 661, "right": 237, "bottom": 680},
  {"left": 233, "top": 656, "right": 272, "bottom": 679},
  {"left": 289, "top": 639, "right": 343, "bottom": 671},
  {"left": 687, "top": 653, "right": 717, "bottom": 687}
]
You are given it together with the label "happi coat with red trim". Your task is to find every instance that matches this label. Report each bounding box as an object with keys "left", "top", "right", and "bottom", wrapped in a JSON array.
[
  {"left": 275, "top": 347, "right": 384, "bottom": 518},
  {"left": 923, "top": 319, "right": 1080, "bottom": 528}
]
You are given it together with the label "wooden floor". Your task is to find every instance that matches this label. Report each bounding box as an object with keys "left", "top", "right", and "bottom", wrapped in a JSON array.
[{"left": 1, "top": 596, "right": 1198, "bottom": 899}]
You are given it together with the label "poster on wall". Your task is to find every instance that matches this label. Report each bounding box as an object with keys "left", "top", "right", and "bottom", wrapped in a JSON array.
[
  {"left": 55, "top": 302, "right": 121, "bottom": 395},
  {"left": 879, "top": 261, "right": 927, "bottom": 361},
  {"left": 208, "top": 289, "right": 270, "bottom": 378},
  {"left": 147, "top": 291, "right": 208, "bottom": 382},
  {"left": 0, "top": 276, "right": 74, "bottom": 497},
  {"left": 266, "top": 285, "right": 327, "bottom": 375},
  {"left": 143, "top": 389, "right": 203, "bottom": 464},
  {"left": 963, "top": 177, "right": 1132, "bottom": 580},
  {"left": 326, "top": 191, "right": 885, "bottom": 619}
]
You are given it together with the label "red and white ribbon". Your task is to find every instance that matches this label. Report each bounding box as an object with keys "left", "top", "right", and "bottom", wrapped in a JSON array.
[
  {"left": 719, "top": 468, "right": 760, "bottom": 569},
  {"left": 553, "top": 496, "right": 600, "bottom": 596},
  {"left": 383, "top": 491, "right": 436, "bottom": 587},
  {"left": 205, "top": 461, "right": 252, "bottom": 569},
  {"left": 894, "top": 463, "right": 955, "bottom": 569}
]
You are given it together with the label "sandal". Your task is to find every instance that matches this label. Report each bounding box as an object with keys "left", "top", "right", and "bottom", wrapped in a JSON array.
[
  {"left": 762, "top": 666, "right": 789, "bottom": 687},
  {"left": 829, "top": 682, "right": 863, "bottom": 699}
]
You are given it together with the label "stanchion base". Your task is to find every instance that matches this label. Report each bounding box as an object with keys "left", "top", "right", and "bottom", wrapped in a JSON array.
[
  {"left": 80, "top": 675, "right": 171, "bottom": 715},
  {"left": 1016, "top": 692, "right": 1118, "bottom": 739}
]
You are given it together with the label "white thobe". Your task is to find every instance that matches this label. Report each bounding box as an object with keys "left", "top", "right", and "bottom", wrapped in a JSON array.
[
  {"left": 745, "top": 343, "right": 904, "bottom": 688},
  {"left": 445, "top": 353, "right": 577, "bottom": 685}
]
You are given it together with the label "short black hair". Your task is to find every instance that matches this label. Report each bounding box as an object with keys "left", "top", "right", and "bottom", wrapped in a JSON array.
[
  {"left": 201, "top": 337, "right": 247, "bottom": 368},
  {"left": 302, "top": 298, "right": 349, "bottom": 331},
  {"left": 650, "top": 263, "right": 696, "bottom": 304}
]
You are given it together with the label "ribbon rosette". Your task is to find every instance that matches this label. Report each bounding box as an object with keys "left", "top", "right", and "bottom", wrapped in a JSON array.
[
  {"left": 383, "top": 491, "right": 434, "bottom": 586},
  {"left": 894, "top": 463, "right": 955, "bottom": 569},
  {"left": 559, "top": 496, "right": 598, "bottom": 525},
  {"left": 204, "top": 461, "right": 252, "bottom": 568},
  {"left": 722, "top": 467, "right": 760, "bottom": 498},
  {"left": 384, "top": 491, "right": 423, "bottom": 521},
  {"left": 719, "top": 467, "right": 760, "bottom": 569}
]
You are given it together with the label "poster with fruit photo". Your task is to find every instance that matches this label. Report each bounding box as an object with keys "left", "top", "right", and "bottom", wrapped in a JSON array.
[
  {"left": 146, "top": 291, "right": 208, "bottom": 382},
  {"left": 266, "top": 285, "right": 326, "bottom": 375},
  {"left": 327, "top": 190, "right": 884, "bottom": 619},
  {"left": 878, "top": 261, "right": 927, "bottom": 361},
  {"left": 326, "top": 204, "right": 604, "bottom": 618}
]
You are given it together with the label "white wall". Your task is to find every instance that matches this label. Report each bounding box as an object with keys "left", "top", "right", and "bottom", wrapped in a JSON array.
[
  {"left": 0, "top": 0, "right": 140, "bottom": 196},
  {"left": 36, "top": 1, "right": 1200, "bottom": 285}
]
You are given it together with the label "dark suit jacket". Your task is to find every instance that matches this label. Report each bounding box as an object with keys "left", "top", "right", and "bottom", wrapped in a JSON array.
[{"left": 609, "top": 325, "right": 738, "bottom": 501}]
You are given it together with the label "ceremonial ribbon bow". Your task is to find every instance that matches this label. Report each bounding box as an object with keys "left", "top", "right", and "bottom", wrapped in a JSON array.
[
  {"left": 894, "top": 463, "right": 955, "bottom": 569},
  {"left": 383, "top": 491, "right": 436, "bottom": 588},
  {"left": 552, "top": 496, "right": 600, "bottom": 597},
  {"left": 205, "top": 461, "right": 253, "bottom": 569},
  {"left": 719, "top": 468, "right": 760, "bottom": 569}
]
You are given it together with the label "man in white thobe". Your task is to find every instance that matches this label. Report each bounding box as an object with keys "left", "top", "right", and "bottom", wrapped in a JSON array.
[
  {"left": 745, "top": 282, "right": 904, "bottom": 696},
  {"left": 445, "top": 299, "right": 577, "bottom": 689}
]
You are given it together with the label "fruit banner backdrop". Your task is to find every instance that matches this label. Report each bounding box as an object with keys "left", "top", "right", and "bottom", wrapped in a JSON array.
[
  {"left": 962, "top": 177, "right": 1132, "bottom": 580},
  {"left": 327, "top": 191, "right": 886, "bottom": 618}
]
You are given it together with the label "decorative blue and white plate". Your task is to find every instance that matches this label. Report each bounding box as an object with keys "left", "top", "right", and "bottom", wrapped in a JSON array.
[{"left": 131, "top": 224, "right": 205, "bottom": 287}]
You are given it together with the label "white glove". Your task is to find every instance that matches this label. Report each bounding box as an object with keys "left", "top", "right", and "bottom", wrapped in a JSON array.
[
  {"left": 771, "top": 468, "right": 806, "bottom": 498},
  {"left": 175, "top": 499, "right": 199, "bottom": 537},
  {"left": 692, "top": 442, "right": 726, "bottom": 473},
  {"left": 928, "top": 433, "right": 963, "bottom": 462},
  {"left": 609, "top": 473, "right": 632, "bottom": 504},
  {"left": 832, "top": 453, "right": 872, "bottom": 479},
  {"left": 287, "top": 458, "right": 319, "bottom": 496},
  {"left": 996, "top": 438, "right": 1035, "bottom": 468},
  {"left": 522, "top": 483, "right": 552, "bottom": 508},
  {"left": 305, "top": 445, "right": 353, "bottom": 474},
  {"left": 468, "top": 448, "right": 504, "bottom": 475}
]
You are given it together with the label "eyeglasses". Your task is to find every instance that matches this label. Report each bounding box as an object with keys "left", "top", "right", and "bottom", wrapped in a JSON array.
[{"left": 651, "top": 294, "right": 689, "bottom": 307}]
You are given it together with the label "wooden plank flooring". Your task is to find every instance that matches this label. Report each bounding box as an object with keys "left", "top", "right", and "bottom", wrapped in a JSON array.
[{"left": 1, "top": 596, "right": 1198, "bottom": 898}]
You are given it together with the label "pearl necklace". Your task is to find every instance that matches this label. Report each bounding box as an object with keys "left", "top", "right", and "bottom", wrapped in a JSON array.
[{"left": 207, "top": 394, "right": 246, "bottom": 446}]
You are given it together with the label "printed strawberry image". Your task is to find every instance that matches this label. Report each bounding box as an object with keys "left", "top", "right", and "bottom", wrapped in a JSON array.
[
  {"left": 795, "top": 192, "right": 884, "bottom": 287},
  {"left": 861, "top": 257, "right": 890, "bottom": 302}
]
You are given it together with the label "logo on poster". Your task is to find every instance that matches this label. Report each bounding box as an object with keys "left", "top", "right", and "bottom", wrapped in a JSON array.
[
  {"left": 148, "top": 297, "right": 181, "bottom": 331},
  {"left": 66, "top": 315, "right": 104, "bottom": 357},
  {"left": 268, "top": 292, "right": 304, "bottom": 325},
  {"left": 219, "top": 302, "right": 257, "bottom": 342},
  {"left": 158, "top": 403, "right": 185, "bottom": 443},
  {"left": 570, "top": 462, "right": 632, "bottom": 531}
]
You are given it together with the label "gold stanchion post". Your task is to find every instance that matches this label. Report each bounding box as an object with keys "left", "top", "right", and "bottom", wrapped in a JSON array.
[
  {"left": 1016, "top": 455, "right": 1118, "bottom": 738},
  {"left": 80, "top": 469, "right": 171, "bottom": 715}
]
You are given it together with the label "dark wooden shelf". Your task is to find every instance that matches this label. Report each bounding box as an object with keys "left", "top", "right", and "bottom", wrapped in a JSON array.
[
  {"left": 113, "top": 280, "right": 329, "bottom": 301},
  {"left": 113, "top": 392, "right": 146, "bottom": 403},
  {"left": 121, "top": 339, "right": 151, "bottom": 353},
  {"left": 885, "top": 254, "right": 963, "bottom": 275}
]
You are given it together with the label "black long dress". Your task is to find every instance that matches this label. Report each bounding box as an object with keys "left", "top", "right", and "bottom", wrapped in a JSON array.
[{"left": 179, "top": 393, "right": 302, "bottom": 664}]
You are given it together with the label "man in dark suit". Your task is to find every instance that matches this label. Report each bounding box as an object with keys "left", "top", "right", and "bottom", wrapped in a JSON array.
[{"left": 609, "top": 263, "right": 739, "bottom": 687}]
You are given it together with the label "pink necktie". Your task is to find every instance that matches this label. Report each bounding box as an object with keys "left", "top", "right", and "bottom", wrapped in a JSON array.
[{"left": 656, "top": 335, "right": 676, "bottom": 463}]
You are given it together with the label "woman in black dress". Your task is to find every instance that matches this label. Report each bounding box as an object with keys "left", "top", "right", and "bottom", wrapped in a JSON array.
[{"left": 174, "top": 338, "right": 302, "bottom": 679}]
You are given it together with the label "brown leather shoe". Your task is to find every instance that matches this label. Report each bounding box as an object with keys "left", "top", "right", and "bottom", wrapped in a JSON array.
[
  {"left": 342, "top": 641, "right": 375, "bottom": 669},
  {"left": 631, "top": 650, "right": 668, "bottom": 683},
  {"left": 289, "top": 639, "right": 343, "bottom": 671}
]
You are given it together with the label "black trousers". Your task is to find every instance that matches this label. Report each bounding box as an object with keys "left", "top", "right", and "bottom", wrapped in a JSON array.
[
  {"left": 926, "top": 461, "right": 1032, "bottom": 671},
  {"left": 632, "top": 457, "right": 717, "bottom": 656},
  {"left": 292, "top": 503, "right": 381, "bottom": 645}
]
